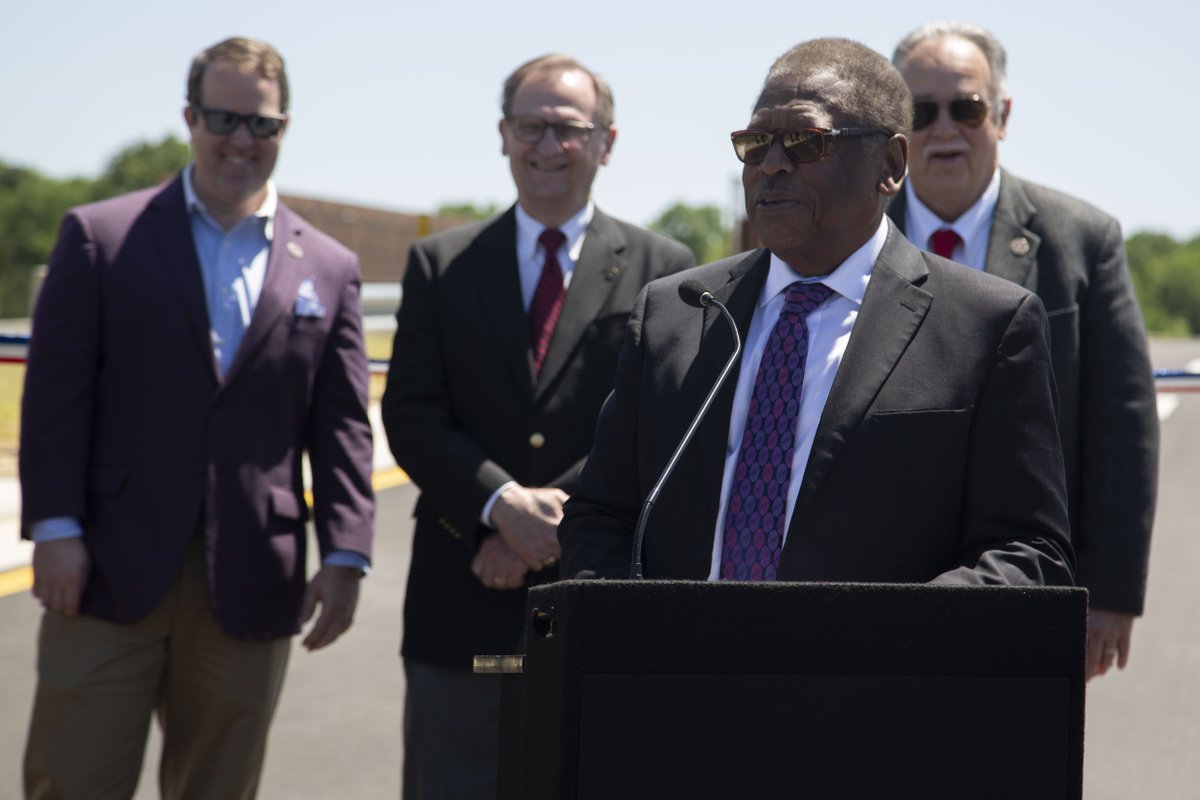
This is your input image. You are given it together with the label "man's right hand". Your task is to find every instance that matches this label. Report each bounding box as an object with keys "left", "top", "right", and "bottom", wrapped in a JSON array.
[
  {"left": 489, "top": 485, "right": 566, "bottom": 571},
  {"left": 32, "top": 538, "right": 90, "bottom": 617},
  {"left": 470, "top": 534, "right": 529, "bottom": 591}
]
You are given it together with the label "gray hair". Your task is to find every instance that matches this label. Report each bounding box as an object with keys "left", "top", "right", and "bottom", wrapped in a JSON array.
[{"left": 892, "top": 22, "right": 1008, "bottom": 102}]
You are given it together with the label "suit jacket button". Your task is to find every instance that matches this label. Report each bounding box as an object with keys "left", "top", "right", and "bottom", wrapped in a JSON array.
[{"left": 529, "top": 432, "right": 546, "bottom": 449}]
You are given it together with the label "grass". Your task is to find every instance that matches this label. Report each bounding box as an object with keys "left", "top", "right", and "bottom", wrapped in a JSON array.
[
  {"left": 0, "top": 330, "right": 395, "bottom": 479},
  {"left": 0, "top": 364, "right": 21, "bottom": 477}
]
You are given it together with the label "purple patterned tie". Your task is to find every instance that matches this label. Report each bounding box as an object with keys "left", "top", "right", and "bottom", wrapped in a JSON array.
[{"left": 720, "top": 282, "right": 833, "bottom": 581}]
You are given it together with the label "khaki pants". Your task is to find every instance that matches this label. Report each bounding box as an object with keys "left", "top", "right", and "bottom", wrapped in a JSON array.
[{"left": 24, "top": 541, "right": 291, "bottom": 800}]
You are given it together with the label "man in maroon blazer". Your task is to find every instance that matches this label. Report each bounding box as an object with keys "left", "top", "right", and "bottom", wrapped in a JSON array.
[{"left": 19, "top": 37, "right": 374, "bottom": 799}]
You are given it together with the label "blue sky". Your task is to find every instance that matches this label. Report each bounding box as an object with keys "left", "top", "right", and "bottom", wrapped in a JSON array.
[{"left": 5, "top": 0, "right": 1196, "bottom": 239}]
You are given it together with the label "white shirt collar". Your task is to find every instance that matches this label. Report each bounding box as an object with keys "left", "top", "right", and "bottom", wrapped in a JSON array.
[
  {"left": 903, "top": 168, "right": 1001, "bottom": 265},
  {"left": 763, "top": 217, "right": 887, "bottom": 309},
  {"left": 515, "top": 201, "right": 594, "bottom": 262},
  {"left": 182, "top": 164, "right": 278, "bottom": 239}
]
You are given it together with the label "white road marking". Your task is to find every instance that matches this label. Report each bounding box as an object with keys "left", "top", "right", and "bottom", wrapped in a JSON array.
[{"left": 1161, "top": 359, "right": 1200, "bottom": 421}]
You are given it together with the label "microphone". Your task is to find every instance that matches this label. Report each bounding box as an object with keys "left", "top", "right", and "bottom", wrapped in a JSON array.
[
  {"left": 629, "top": 281, "right": 742, "bottom": 579},
  {"left": 678, "top": 279, "right": 714, "bottom": 309}
]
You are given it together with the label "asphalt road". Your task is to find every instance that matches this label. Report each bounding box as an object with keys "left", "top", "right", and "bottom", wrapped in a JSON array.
[{"left": 1, "top": 338, "right": 1198, "bottom": 798}]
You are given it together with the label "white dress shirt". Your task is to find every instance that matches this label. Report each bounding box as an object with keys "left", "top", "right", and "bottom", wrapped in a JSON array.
[
  {"left": 480, "top": 201, "right": 595, "bottom": 527},
  {"left": 707, "top": 219, "right": 887, "bottom": 579},
  {"left": 903, "top": 168, "right": 1001, "bottom": 270}
]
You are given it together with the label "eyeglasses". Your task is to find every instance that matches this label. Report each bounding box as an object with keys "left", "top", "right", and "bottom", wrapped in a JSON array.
[
  {"left": 730, "top": 127, "right": 892, "bottom": 165},
  {"left": 911, "top": 95, "right": 992, "bottom": 131},
  {"left": 192, "top": 106, "right": 288, "bottom": 139},
  {"left": 506, "top": 116, "right": 596, "bottom": 145}
]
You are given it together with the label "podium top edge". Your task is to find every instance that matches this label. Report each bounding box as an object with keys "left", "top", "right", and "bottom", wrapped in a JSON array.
[{"left": 534, "top": 580, "right": 1086, "bottom": 601}]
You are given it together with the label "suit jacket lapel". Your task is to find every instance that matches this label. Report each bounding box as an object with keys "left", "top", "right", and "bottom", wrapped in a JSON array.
[
  {"left": 221, "top": 204, "right": 306, "bottom": 387},
  {"left": 147, "top": 176, "right": 219, "bottom": 382},
  {"left": 696, "top": 250, "right": 770, "bottom": 525},
  {"left": 984, "top": 171, "right": 1041, "bottom": 290},
  {"left": 467, "top": 208, "right": 534, "bottom": 397},
  {"left": 534, "top": 210, "right": 625, "bottom": 399},
  {"left": 788, "top": 226, "right": 933, "bottom": 528},
  {"left": 889, "top": 172, "right": 1042, "bottom": 290}
]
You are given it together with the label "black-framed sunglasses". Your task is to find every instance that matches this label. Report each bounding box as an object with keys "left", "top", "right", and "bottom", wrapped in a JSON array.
[
  {"left": 506, "top": 115, "right": 596, "bottom": 145},
  {"left": 192, "top": 106, "right": 288, "bottom": 139},
  {"left": 730, "top": 127, "right": 892, "bottom": 165},
  {"left": 911, "top": 95, "right": 993, "bottom": 131}
]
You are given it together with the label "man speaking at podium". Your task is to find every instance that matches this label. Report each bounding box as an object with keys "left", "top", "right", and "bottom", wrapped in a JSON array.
[{"left": 559, "top": 37, "right": 1074, "bottom": 588}]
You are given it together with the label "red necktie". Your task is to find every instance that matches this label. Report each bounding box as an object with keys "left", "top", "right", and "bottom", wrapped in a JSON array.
[
  {"left": 929, "top": 228, "right": 961, "bottom": 259},
  {"left": 528, "top": 228, "right": 566, "bottom": 378}
]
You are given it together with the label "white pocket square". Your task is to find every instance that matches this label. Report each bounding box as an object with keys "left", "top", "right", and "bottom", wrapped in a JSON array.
[{"left": 295, "top": 277, "right": 327, "bottom": 318}]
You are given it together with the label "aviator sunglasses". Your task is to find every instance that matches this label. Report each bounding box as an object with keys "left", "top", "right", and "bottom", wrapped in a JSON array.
[
  {"left": 730, "top": 127, "right": 892, "bottom": 165},
  {"left": 192, "top": 106, "right": 288, "bottom": 138},
  {"left": 911, "top": 95, "right": 992, "bottom": 131}
]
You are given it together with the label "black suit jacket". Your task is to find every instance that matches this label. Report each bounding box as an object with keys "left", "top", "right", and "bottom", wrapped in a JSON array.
[
  {"left": 382, "top": 206, "right": 694, "bottom": 667},
  {"left": 888, "top": 172, "right": 1157, "bottom": 613},
  {"left": 560, "top": 224, "right": 1074, "bottom": 587}
]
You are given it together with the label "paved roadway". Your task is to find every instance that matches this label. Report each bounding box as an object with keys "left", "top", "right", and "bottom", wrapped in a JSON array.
[{"left": 1, "top": 339, "right": 1199, "bottom": 798}]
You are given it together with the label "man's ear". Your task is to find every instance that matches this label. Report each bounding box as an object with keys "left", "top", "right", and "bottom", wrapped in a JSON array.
[
  {"left": 499, "top": 118, "right": 509, "bottom": 156},
  {"left": 878, "top": 134, "right": 908, "bottom": 196},
  {"left": 597, "top": 125, "right": 617, "bottom": 166},
  {"left": 996, "top": 96, "right": 1012, "bottom": 141}
]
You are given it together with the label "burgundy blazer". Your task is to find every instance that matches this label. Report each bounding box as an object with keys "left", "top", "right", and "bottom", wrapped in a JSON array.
[{"left": 20, "top": 175, "right": 375, "bottom": 639}]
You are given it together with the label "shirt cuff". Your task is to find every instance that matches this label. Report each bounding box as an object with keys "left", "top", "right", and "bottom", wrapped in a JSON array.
[
  {"left": 31, "top": 517, "right": 83, "bottom": 543},
  {"left": 481, "top": 481, "right": 518, "bottom": 527},
  {"left": 322, "top": 550, "right": 370, "bottom": 576}
]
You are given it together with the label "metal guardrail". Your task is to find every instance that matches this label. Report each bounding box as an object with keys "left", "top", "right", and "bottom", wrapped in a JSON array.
[
  {"left": 1, "top": 334, "right": 391, "bottom": 375},
  {"left": 4, "top": 333, "right": 1200, "bottom": 389}
]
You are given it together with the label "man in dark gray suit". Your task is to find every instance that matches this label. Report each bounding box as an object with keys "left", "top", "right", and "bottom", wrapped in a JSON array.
[
  {"left": 560, "top": 39, "right": 1073, "bottom": 594},
  {"left": 889, "top": 22, "right": 1158, "bottom": 681},
  {"left": 382, "top": 54, "right": 693, "bottom": 798}
]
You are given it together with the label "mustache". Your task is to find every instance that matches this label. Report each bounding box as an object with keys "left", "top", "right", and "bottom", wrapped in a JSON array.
[{"left": 752, "top": 178, "right": 794, "bottom": 195}]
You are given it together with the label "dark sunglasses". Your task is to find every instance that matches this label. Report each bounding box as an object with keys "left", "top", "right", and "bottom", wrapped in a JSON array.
[
  {"left": 506, "top": 115, "right": 596, "bottom": 145},
  {"left": 192, "top": 106, "right": 287, "bottom": 139},
  {"left": 730, "top": 127, "right": 892, "bottom": 165},
  {"left": 911, "top": 95, "right": 992, "bottom": 131}
]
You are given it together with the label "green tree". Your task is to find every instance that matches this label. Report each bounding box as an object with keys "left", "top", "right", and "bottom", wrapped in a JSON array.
[
  {"left": 96, "top": 135, "right": 190, "bottom": 196},
  {"left": 0, "top": 165, "right": 94, "bottom": 316},
  {"left": 436, "top": 201, "right": 501, "bottom": 222},
  {"left": 0, "top": 135, "right": 191, "bottom": 317},
  {"left": 1128, "top": 232, "right": 1200, "bottom": 335},
  {"left": 648, "top": 202, "right": 730, "bottom": 264}
]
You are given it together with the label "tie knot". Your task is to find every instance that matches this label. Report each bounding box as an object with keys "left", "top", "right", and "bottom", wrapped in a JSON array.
[
  {"left": 929, "top": 228, "right": 961, "bottom": 259},
  {"left": 783, "top": 282, "right": 833, "bottom": 314},
  {"left": 539, "top": 228, "right": 566, "bottom": 254}
]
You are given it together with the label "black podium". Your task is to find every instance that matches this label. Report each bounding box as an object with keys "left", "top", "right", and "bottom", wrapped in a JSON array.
[{"left": 489, "top": 580, "right": 1086, "bottom": 799}]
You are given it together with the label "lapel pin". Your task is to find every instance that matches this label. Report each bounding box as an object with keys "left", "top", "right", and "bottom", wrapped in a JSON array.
[
  {"left": 605, "top": 265, "right": 621, "bottom": 281},
  {"left": 1009, "top": 237, "right": 1031, "bottom": 257},
  {"left": 287, "top": 241, "right": 304, "bottom": 259}
]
